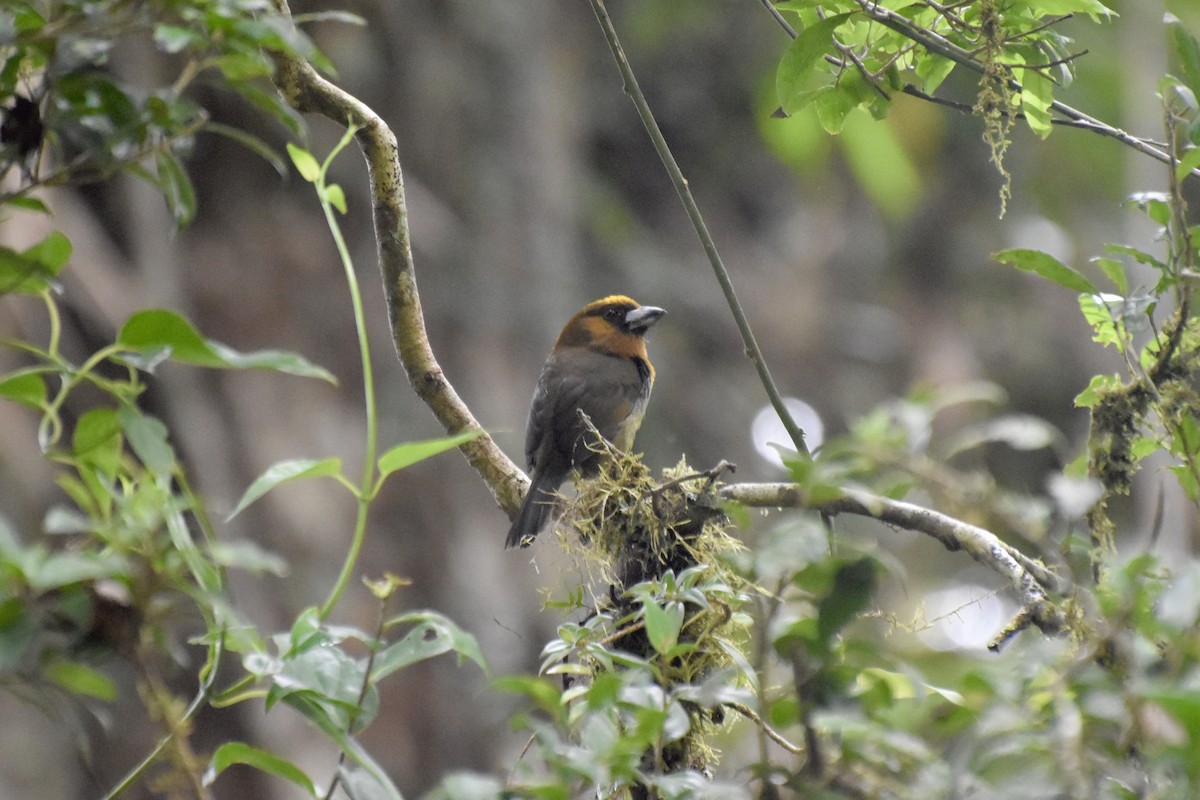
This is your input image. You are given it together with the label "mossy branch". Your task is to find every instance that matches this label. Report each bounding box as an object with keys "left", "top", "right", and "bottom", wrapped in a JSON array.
[{"left": 720, "top": 482, "right": 1070, "bottom": 647}]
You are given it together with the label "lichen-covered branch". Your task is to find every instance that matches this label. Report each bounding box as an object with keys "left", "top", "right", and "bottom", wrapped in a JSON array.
[
  {"left": 268, "top": 0, "right": 525, "bottom": 515},
  {"left": 719, "top": 482, "right": 1070, "bottom": 646}
]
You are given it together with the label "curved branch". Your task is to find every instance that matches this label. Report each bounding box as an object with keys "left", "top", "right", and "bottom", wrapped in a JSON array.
[
  {"left": 268, "top": 0, "right": 525, "bottom": 516},
  {"left": 719, "top": 482, "right": 1070, "bottom": 646}
]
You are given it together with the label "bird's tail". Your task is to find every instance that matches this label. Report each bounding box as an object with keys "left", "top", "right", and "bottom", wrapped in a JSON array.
[{"left": 505, "top": 472, "right": 559, "bottom": 549}]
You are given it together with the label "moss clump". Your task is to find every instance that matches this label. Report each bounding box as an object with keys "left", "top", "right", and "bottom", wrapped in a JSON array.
[{"left": 552, "top": 445, "right": 752, "bottom": 781}]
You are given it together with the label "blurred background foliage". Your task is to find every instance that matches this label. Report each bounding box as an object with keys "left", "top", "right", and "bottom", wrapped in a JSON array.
[{"left": 2, "top": 0, "right": 1200, "bottom": 797}]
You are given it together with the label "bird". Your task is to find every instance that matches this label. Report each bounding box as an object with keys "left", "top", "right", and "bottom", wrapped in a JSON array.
[{"left": 506, "top": 295, "right": 666, "bottom": 549}]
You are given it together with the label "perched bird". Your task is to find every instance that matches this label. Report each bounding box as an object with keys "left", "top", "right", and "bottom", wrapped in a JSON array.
[{"left": 506, "top": 295, "right": 666, "bottom": 549}]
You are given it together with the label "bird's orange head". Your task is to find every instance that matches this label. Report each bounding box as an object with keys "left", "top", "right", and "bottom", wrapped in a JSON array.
[{"left": 553, "top": 295, "right": 666, "bottom": 371}]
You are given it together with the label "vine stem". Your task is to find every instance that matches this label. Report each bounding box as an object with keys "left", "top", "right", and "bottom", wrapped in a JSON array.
[
  {"left": 587, "top": 0, "right": 810, "bottom": 458},
  {"left": 317, "top": 124, "right": 379, "bottom": 620}
]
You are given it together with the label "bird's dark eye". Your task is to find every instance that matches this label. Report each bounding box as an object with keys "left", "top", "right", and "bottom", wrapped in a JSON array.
[{"left": 604, "top": 308, "right": 622, "bottom": 322}]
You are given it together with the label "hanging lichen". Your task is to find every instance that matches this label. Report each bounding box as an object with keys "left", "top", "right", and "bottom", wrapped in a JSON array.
[{"left": 972, "top": 0, "right": 1015, "bottom": 216}]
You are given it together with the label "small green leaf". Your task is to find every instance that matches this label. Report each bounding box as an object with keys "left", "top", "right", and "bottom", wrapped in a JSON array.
[
  {"left": 1103, "top": 242, "right": 1166, "bottom": 270},
  {"left": 5, "top": 196, "right": 49, "bottom": 214},
  {"left": 1176, "top": 146, "right": 1200, "bottom": 182},
  {"left": 155, "top": 151, "right": 197, "bottom": 228},
  {"left": 994, "top": 248, "right": 1097, "bottom": 294},
  {"left": 207, "top": 742, "right": 317, "bottom": 796},
  {"left": 1074, "top": 373, "right": 1122, "bottom": 408},
  {"left": 915, "top": 53, "right": 955, "bottom": 94},
  {"left": 642, "top": 598, "right": 685, "bottom": 656},
  {"left": 154, "top": 24, "right": 201, "bottom": 54},
  {"left": 1011, "top": 0, "right": 1114, "bottom": 18},
  {"left": 117, "top": 309, "right": 335, "bottom": 381},
  {"left": 25, "top": 231, "right": 72, "bottom": 271},
  {"left": 324, "top": 183, "right": 347, "bottom": 214},
  {"left": 73, "top": 408, "right": 123, "bottom": 479},
  {"left": 817, "top": 557, "right": 877, "bottom": 644},
  {"left": 46, "top": 660, "right": 117, "bottom": 701},
  {"left": 377, "top": 430, "right": 481, "bottom": 481},
  {"left": 210, "top": 541, "right": 288, "bottom": 576},
  {"left": 0, "top": 232, "right": 72, "bottom": 295},
  {"left": 0, "top": 370, "right": 47, "bottom": 409},
  {"left": 227, "top": 457, "right": 344, "bottom": 520},
  {"left": 118, "top": 309, "right": 222, "bottom": 365},
  {"left": 776, "top": 14, "right": 853, "bottom": 115},
  {"left": 1019, "top": 68, "right": 1053, "bottom": 139},
  {"left": 1092, "top": 256, "right": 1128, "bottom": 294},
  {"left": 118, "top": 407, "right": 176, "bottom": 477},
  {"left": 27, "top": 551, "right": 128, "bottom": 591},
  {"left": 1127, "top": 192, "right": 1171, "bottom": 227},
  {"left": 377, "top": 610, "right": 488, "bottom": 676},
  {"left": 1168, "top": 14, "right": 1200, "bottom": 98},
  {"left": 287, "top": 143, "right": 322, "bottom": 182}
]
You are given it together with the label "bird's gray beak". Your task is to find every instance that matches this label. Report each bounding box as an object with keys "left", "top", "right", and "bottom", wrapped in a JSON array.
[{"left": 625, "top": 305, "right": 666, "bottom": 333}]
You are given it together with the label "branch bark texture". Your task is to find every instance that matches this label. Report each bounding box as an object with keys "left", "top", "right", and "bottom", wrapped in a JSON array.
[{"left": 269, "top": 0, "right": 525, "bottom": 515}]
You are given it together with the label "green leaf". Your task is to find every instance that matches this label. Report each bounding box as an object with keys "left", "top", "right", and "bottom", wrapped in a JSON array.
[
  {"left": 993, "top": 248, "right": 1097, "bottom": 294},
  {"left": 1019, "top": 68, "right": 1053, "bottom": 139},
  {"left": 0, "top": 370, "right": 47, "bottom": 409},
  {"left": 227, "top": 457, "right": 344, "bottom": 520},
  {"left": 73, "top": 408, "right": 123, "bottom": 479},
  {"left": 207, "top": 742, "right": 317, "bottom": 796},
  {"left": 776, "top": 14, "right": 853, "bottom": 115},
  {"left": 324, "top": 183, "right": 347, "bottom": 214},
  {"left": 0, "top": 232, "right": 72, "bottom": 295},
  {"left": 1176, "top": 146, "right": 1200, "bottom": 182},
  {"left": 5, "top": 196, "right": 50, "bottom": 214},
  {"left": 1104, "top": 242, "right": 1165, "bottom": 270},
  {"left": 210, "top": 540, "right": 288, "bottom": 576},
  {"left": 376, "top": 610, "right": 488, "bottom": 678},
  {"left": 118, "top": 407, "right": 176, "bottom": 477},
  {"left": 45, "top": 660, "right": 117, "bottom": 701},
  {"left": 377, "top": 430, "right": 481, "bottom": 481},
  {"left": 943, "top": 414, "right": 1062, "bottom": 456},
  {"left": 1092, "top": 256, "right": 1128, "bottom": 294},
  {"left": 817, "top": 557, "right": 877, "bottom": 644},
  {"left": 155, "top": 151, "right": 197, "bottom": 228},
  {"left": 1078, "top": 294, "right": 1124, "bottom": 348},
  {"left": 288, "top": 143, "right": 322, "bottom": 182},
  {"left": 642, "top": 598, "right": 685, "bottom": 656},
  {"left": 24, "top": 230, "right": 72, "bottom": 272},
  {"left": 117, "top": 309, "right": 335, "bottom": 381},
  {"left": 26, "top": 551, "right": 128, "bottom": 591},
  {"left": 1126, "top": 192, "right": 1171, "bottom": 227},
  {"left": 1011, "top": 0, "right": 1114, "bottom": 18},
  {"left": 1168, "top": 14, "right": 1200, "bottom": 98},
  {"left": 154, "top": 24, "right": 201, "bottom": 54},
  {"left": 915, "top": 53, "right": 955, "bottom": 94},
  {"left": 1074, "top": 373, "right": 1122, "bottom": 408}
]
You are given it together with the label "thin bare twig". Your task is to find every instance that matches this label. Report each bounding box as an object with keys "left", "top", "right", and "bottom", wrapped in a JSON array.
[{"left": 588, "top": 0, "right": 811, "bottom": 458}]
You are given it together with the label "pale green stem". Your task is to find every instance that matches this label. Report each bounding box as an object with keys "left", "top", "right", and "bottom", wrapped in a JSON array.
[{"left": 318, "top": 125, "right": 378, "bottom": 620}]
